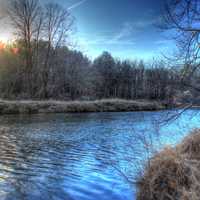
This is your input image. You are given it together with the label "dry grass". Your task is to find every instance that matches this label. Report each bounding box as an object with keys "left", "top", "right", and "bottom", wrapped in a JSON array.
[
  {"left": 178, "top": 129, "right": 200, "bottom": 160},
  {"left": 137, "top": 129, "right": 200, "bottom": 200},
  {"left": 0, "top": 99, "right": 165, "bottom": 114}
]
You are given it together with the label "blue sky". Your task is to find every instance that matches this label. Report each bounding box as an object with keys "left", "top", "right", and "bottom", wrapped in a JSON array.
[
  {"left": 61, "top": 0, "right": 176, "bottom": 60},
  {"left": 0, "top": 0, "right": 176, "bottom": 60}
]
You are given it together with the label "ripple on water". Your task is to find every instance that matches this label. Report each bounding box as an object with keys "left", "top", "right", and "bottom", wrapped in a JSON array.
[{"left": 0, "top": 111, "right": 199, "bottom": 200}]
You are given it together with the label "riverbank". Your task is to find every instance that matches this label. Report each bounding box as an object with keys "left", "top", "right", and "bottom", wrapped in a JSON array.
[
  {"left": 137, "top": 129, "right": 200, "bottom": 200},
  {"left": 0, "top": 99, "right": 167, "bottom": 114}
]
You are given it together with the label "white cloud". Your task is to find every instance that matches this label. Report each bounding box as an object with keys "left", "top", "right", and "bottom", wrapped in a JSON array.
[
  {"left": 73, "top": 16, "right": 161, "bottom": 57},
  {"left": 68, "top": 0, "right": 88, "bottom": 10},
  {"left": 110, "top": 18, "right": 158, "bottom": 44},
  {"left": 76, "top": 34, "right": 135, "bottom": 47},
  {"left": 112, "top": 22, "right": 135, "bottom": 41},
  {"left": 155, "top": 39, "right": 170, "bottom": 45}
]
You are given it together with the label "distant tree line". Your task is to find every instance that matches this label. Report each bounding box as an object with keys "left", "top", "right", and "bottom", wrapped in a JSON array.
[
  {"left": 0, "top": 0, "right": 193, "bottom": 102},
  {"left": 0, "top": 43, "right": 182, "bottom": 102}
]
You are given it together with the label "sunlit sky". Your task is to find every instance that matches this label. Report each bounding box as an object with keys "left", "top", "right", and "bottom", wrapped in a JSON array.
[{"left": 0, "top": 0, "right": 176, "bottom": 60}]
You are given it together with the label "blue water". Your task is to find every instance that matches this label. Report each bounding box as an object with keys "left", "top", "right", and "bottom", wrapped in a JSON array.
[{"left": 0, "top": 109, "right": 200, "bottom": 200}]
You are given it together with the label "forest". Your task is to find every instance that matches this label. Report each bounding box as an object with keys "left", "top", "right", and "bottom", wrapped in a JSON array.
[{"left": 0, "top": 0, "right": 196, "bottom": 104}]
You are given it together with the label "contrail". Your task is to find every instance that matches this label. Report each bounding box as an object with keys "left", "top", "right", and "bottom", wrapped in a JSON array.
[{"left": 68, "top": 0, "right": 87, "bottom": 10}]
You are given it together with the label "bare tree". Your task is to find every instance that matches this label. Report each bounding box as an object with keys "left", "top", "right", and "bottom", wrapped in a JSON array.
[
  {"left": 7, "top": 0, "right": 74, "bottom": 99},
  {"left": 162, "top": 0, "right": 200, "bottom": 93},
  {"left": 41, "top": 3, "right": 74, "bottom": 98},
  {"left": 8, "top": 0, "right": 41, "bottom": 95}
]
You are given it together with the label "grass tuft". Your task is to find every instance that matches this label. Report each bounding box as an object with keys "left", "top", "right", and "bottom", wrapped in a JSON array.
[{"left": 137, "top": 129, "right": 200, "bottom": 200}]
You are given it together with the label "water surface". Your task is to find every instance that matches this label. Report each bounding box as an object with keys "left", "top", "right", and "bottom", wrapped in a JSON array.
[{"left": 0, "top": 109, "right": 200, "bottom": 200}]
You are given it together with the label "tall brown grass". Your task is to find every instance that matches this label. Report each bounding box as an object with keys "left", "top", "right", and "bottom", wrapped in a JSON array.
[
  {"left": 0, "top": 99, "right": 165, "bottom": 114},
  {"left": 136, "top": 129, "right": 200, "bottom": 200}
]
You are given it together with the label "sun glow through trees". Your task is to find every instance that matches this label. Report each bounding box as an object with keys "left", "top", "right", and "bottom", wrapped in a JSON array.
[
  {"left": 0, "top": 41, "right": 6, "bottom": 50},
  {"left": 0, "top": 41, "right": 19, "bottom": 55}
]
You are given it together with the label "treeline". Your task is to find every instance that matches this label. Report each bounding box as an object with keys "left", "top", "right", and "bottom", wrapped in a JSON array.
[
  {"left": 0, "top": 44, "right": 180, "bottom": 101},
  {"left": 0, "top": 0, "right": 183, "bottom": 101}
]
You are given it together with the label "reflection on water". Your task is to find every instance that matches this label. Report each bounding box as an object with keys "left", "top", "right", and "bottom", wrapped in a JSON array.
[{"left": 0, "top": 110, "right": 200, "bottom": 200}]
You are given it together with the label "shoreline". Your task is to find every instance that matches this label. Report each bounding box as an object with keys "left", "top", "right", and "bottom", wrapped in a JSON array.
[{"left": 0, "top": 99, "right": 169, "bottom": 115}]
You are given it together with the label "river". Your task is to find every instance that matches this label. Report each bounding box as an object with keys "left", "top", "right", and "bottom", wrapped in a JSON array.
[{"left": 0, "top": 109, "right": 199, "bottom": 200}]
